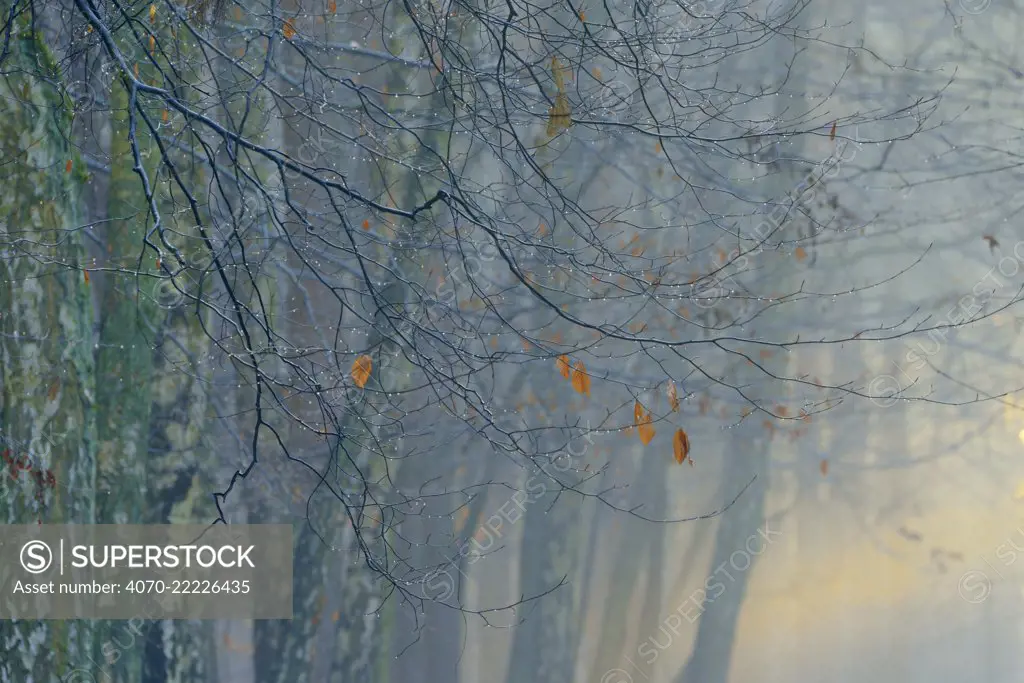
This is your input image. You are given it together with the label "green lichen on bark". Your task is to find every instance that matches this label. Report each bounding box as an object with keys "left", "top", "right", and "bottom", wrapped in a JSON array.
[
  {"left": 139, "top": 40, "right": 216, "bottom": 673},
  {"left": 253, "top": 515, "right": 332, "bottom": 683},
  {"left": 0, "top": 23, "right": 97, "bottom": 683},
  {"left": 94, "top": 27, "right": 175, "bottom": 683},
  {"left": 142, "top": 188, "right": 215, "bottom": 683},
  {"left": 95, "top": 72, "right": 160, "bottom": 528}
]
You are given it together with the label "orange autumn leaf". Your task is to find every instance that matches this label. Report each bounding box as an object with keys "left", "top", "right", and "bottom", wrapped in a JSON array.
[
  {"left": 521, "top": 337, "right": 532, "bottom": 351},
  {"left": 161, "top": 109, "right": 169, "bottom": 123},
  {"left": 328, "top": 0, "right": 337, "bottom": 11},
  {"left": 65, "top": 159, "right": 72, "bottom": 173},
  {"left": 489, "top": 336, "right": 498, "bottom": 349},
  {"left": 133, "top": 63, "right": 139, "bottom": 78},
  {"left": 637, "top": 413, "right": 655, "bottom": 445},
  {"left": 282, "top": 18, "right": 296, "bottom": 39},
  {"left": 556, "top": 354, "right": 571, "bottom": 379},
  {"left": 537, "top": 222, "right": 547, "bottom": 236},
  {"left": 362, "top": 219, "right": 370, "bottom": 230},
  {"left": 667, "top": 381, "right": 679, "bottom": 412},
  {"left": 794, "top": 246, "right": 807, "bottom": 261},
  {"left": 578, "top": 10, "right": 585, "bottom": 20},
  {"left": 547, "top": 93, "right": 571, "bottom": 135},
  {"left": 547, "top": 57, "right": 572, "bottom": 134},
  {"left": 829, "top": 121, "right": 837, "bottom": 141},
  {"left": 634, "top": 401, "right": 644, "bottom": 425},
  {"left": 149, "top": 34, "right": 156, "bottom": 52},
  {"left": 591, "top": 66, "right": 603, "bottom": 80},
  {"left": 150, "top": 3, "right": 157, "bottom": 23},
  {"left": 673, "top": 428, "right": 690, "bottom": 464},
  {"left": 820, "top": 459, "right": 829, "bottom": 476},
  {"left": 775, "top": 405, "right": 788, "bottom": 417},
  {"left": 83, "top": 270, "right": 89, "bottom": 284},
  {"left": 571, "top": 360, "right": 591, "bottom": 396},
  {"left": 350, "top": 354, "right": 372, "bottom": 388},
  {"left": 453, "top": 506, "right": 471, "bottom": 535},
  {"left": 655, "top": 141, "right": 662, "bottom": 153}
]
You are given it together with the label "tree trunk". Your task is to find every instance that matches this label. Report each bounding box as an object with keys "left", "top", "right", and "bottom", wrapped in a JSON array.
[
  {"left": 505, "top": 480, "right": 583, "bottom": 683},
  {"left": 95, "top": 55, "right": 163, "bottom": 526},
  {"left": 94, "top": 45, "right": 166, "bottom": 683},
  {"left": 589, "top": 447, "right": 667, "bottom": 681},
  {"left": 672, "top": 437, "right": 769, "bottom": 683},
  {"left": 673, "top": 5, "right": 807, "bottom": 677},
  {"left": 141, "top": 174, "right": 215, "bottom": 683},
  {"left": 0, "top": 22, "right": 97, "bottom": 682}
]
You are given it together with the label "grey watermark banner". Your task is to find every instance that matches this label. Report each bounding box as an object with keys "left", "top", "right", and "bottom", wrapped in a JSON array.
[{"left": 0, "top": 525, "right": 292, "bottom": 619}]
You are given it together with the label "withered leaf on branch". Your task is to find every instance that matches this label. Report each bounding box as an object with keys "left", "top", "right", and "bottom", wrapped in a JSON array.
[
  {"left": 571, "top": 360, "right": 591, "bottom": 396},
  {"left": 351, "top": 355, "right": 372, "bottom": 388},
  {"left": 546, "top": 57, "right": 572, "bottom": 136},
  {"left": 673, "top": 428, "right": 690, "bottom": 465},
  {"left": 667, "top": 381, "right": 679, "bottom": 412},
  {"left": 637, "top": 412, "right": 655, "bottom": 445}
]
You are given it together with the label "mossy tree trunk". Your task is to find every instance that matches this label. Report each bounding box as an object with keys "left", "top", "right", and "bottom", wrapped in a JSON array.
[
  {"left": 95, "top": 47, "right": 161, "bottom": 529},
  {"left": 94, "top": 19, "right": 173, "bottom": 682},
  {"left": 140, "top": 163, "right": 216, "bottom": 683},
  {"left": 0, "top": 23, "right": 97, "bottom": 683},
  {"left": 134, "top": 12, "right": 218, "bottom": 678}
]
